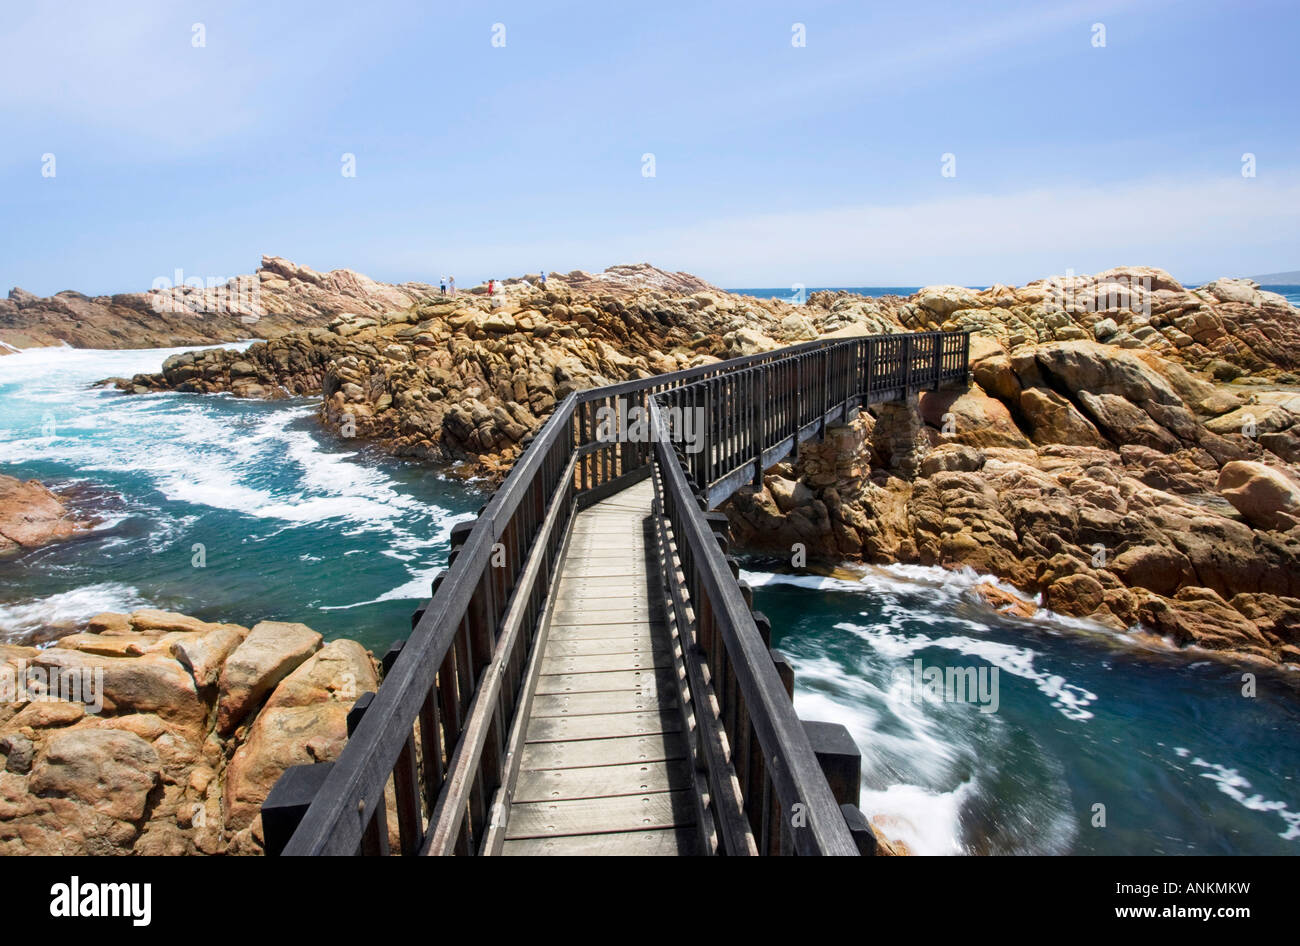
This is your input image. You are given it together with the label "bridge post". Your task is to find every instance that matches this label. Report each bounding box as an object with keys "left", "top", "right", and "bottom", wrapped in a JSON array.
[
  {"left": 865, "top": 337, "right": 875, "bottom": 403},
  {"left": 792, "top": 357, "right": 802, "bottom": 460},
  {"left": 702, "top": 381, "right": 714, "bottom": 487},
  {"left": 381, "top": 639, "right": 405, "bottom": 676},
  {"left": 902, "top": 334, "right": 913, "bottom": 396},
  {"left": 931, "top": 332, "right": 943, "bottom": 390},
  {"left": 753, "top": 369, "right": 766, "bottom": 487},
  {"left": 261, "top": 761, "right": 335, "bottom": 856},
  {"left": 839, "top": 803, "right": 880, "bottom": 856},
  {"left": 347, "top": 693, "right": 392, "bottom": 856},
  {"left": 820, "top": 350, "right": 830, "bottom": 440},
  {"left": 770, "top": 649, "right": 795, "bottom": 698},
  {"left": 802, "top": 720, "right": 861, "bottom": 809}
]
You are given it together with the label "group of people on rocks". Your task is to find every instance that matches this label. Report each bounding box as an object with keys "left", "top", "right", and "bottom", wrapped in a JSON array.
[{"left": 438, "top": 271, "right": 548, "bottom": 298}]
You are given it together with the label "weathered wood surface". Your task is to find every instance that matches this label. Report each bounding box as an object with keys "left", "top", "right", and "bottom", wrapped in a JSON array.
[{"left": 501, "top": 479, "right": 700, "bottom": 855}]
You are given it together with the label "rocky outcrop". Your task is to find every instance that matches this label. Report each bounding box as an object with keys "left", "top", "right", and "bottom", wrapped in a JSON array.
[
  {"left": 508, "top": 263, "right": 721, "bottom": 297},
  {"left": 112, "top": 273, "right": 819, "bottom": 478},
  {"left": 727, "top": 331, "right": 1300, "bottom": 668},
  {"left": 0, "top": 476, "right": 94, "bottom": 555},
  {"left": 89, "top": 263, "right": 1300, "bottom": 663},
  {"left": 883, "top": 268, "right": 1300, "bottom": 380},
  {"left": 105, "top": 263, "right": 1300, "bottom": 482},
  {"left": 0, "top": 255, "right": 434, "bottom": 352},
  {"left": 0, "top": 609, "right": 377, "bottom": 855}
]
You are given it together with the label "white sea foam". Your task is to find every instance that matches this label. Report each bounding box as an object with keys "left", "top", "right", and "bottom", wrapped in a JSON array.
[
  {"left": 1172, "top": 748, "right": 1300, "bottom": 841},
  {"left": 319, "top": 509, "right": 477, "bottom": 610},
  {"left": 1, "top": 343, "right": 478, "bottom": 628},
  {"left": 791, "top": 660, "right": 974, "bottom": 854},
  {"left": 859, "top": 780, "right": 975, "bottom": 856},
  {"left": 745, "top": 558, "right": 1105, "bottom": 854},
  {"left": 0, "top": 583, "right": 149, "bottom": 642},
  {"left": 0, "top": 345, "right": 452, "bottom": 536}
]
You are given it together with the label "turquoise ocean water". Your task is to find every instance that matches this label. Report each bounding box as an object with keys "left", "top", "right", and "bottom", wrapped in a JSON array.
[{"left": 0, "top": 345, "right": 481, "bottom": 654}]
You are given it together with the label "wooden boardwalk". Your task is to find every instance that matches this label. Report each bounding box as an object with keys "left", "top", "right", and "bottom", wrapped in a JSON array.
[
  {"left": 268, "top": 331, "right": 970, "bottom": 856},
  {"left": 501, "top": 478, "right": 703, "bottom": 855}
]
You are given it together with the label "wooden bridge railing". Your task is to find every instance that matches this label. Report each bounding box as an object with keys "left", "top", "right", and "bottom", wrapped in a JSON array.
[{"left": 264, "top": 329, "right": 969, "bottom": 856}]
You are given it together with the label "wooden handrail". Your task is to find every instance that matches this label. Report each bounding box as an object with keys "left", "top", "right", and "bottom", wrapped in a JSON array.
[{"left": 648, "top": 398, "right": 859, "bottom": 854}]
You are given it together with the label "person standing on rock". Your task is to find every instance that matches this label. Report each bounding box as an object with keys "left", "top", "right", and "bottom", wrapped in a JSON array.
[
  {"left": 449, "top": 276, "right": 456, "bottom": 296},
  {"left": 439, "top": 276, "right": 447, "bottom": 296},
  {"left": 541, "top": 270, "right": 547, "bottom": 287}
]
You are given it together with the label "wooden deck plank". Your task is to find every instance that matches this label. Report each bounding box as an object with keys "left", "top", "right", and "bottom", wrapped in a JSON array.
[
  {"left": 530, "top": 690, "right": 675, "bottom": 718},
  {"left": 554, "top": 577, "right": 658, "bottom": 593},
  {"left": 513, "top": 760, "right": 693, "bottom": 803},
  {"left": 542, "top": 636, "right": 668, "bottom": 658},
  {"left": 518, "top": 732, "right": 688, "bottom": 770},
  {"left": 504, "top": 790, "right": 696, "bottom": 839},
  {"left": 551, "top": 594, "right": 655, "bottom": 609},
  {"left": 539, "top": 651, "right": 672, "bottom": 675},
  {"left": 534, "top": 668, "right": 676, "bottom": 694},
  {"left": 545, "top": 622, "right": 668, "bottom": 641},
  {"left": 525, "top": 710, "right": 683, "bottom": 743},
  {"left": 501, "top": 826, "right": 699, "bottom": 856},
  {"left": 549, "top": 609, "right": 665, "bottom": 627},
  {"left": 549, "top": 564, "right": 646, "bottom": 579}
]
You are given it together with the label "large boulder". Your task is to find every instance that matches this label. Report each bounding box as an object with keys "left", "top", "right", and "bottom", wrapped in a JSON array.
[
  {"left": 30, "top": 649, "right": 207, "bottom": 735},
  {"left": 1018, "top": 388, "right": 1107, "bottom": 447},
  {"left": 918, "top": 387, "right": 1032, "bottom": 449},
  {"left": 27, "top": 728, "right": 160, "bottom": 822},
  {"left": 767, "top": 475, "right": 814, "bottom": 514},
  {"left": 222, "top": 640, "right": 378, "bottom": 832},
  {"left": 1217, "top": 461, "right": 1300, "bottom": 531},
  {"left": 1109, "top": 544, "right": 1195, "bottom": 597},
  {"left": 172, "top": 624, "right": 250, "bottom": 690},
  {"left": 1074, "top": 392, "right": 1181, "bottom": 451},
  {"left": 1033, "top": 341, "right": 1182, "bottom": 406},
  {"left": 216, "top": 621, "right": 321, "bottom": 734},
  {"left": 0, "top": 476, "right": 89, "bottom": 554},
  {"left": 1138, "top": 588, "right": 1274, "bottom": 657}
]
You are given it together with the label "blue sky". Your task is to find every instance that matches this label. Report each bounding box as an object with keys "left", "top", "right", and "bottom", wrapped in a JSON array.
[{"left": 1, "top": 0, "right": 1297, "bottom": 295}]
